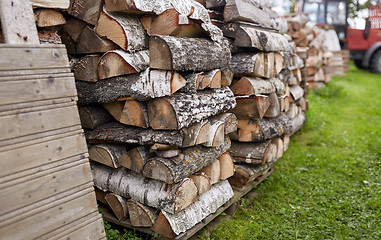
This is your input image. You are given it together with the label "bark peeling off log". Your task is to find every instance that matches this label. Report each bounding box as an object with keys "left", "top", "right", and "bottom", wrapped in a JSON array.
[
  {"left": 160, "top": 180, "right": 234, "bottom": 235},
  {"left": 142, "top": 137, "right": 231, "bottom": 183},
  {"left": 150, "top": 35, "right": 231, "bottom": 71},
  {"left": 91, "top": 162, "right": 197, "bottom": 214}
]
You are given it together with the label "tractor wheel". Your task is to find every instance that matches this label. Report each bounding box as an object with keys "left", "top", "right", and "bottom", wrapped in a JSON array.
[
  {"left": 354, "top": 60, "right": 365, "bottom": 69},
  {"left": 369, "top": 49, "right": 381, "bottom": 73}
]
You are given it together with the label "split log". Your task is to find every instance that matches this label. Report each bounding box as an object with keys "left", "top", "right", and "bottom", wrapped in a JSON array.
[
  {"left": 289, "top": 111, "right": 306, "bottom": 135},
  {"left": 218, "top": 152, "right": 234, "bottom": 180},
  {"left": 210, "top": 112, "right": 237, "bottom": 135},
  {"left": 88, "top": 122, "right": 184, "bottom": 147},
  {"left": 286, "top": 13, "right": 308, "bottom": 31},
  {"left": 198, "top": 159, "right": 220, "bottom": 185},
  {"left": 147, "top": 86, "right": 236, "bottom": 130},
  {"left": 289, "top": 85, "right": 304, "bottom": 101},
  {"left": 221, "top": 68, "right": 233, "bottom": 86},
  {"left": 103, "top": 100, "right": 149, "bottom": 128},
  {"left": 271, "top": 137, "right": 284, "bottom": 159},
  {"left": 221, "top": 23, "right": 290, "bottom": 51},
  {"left": 229, "top": 140, "right": 277, "bottom": 164},
  {"left": 95, "top": 188, "right": 108, "bottom": 205},
  {"left": 234, "top": 119, "right": 262, "bottom": 143},
  {"left": 67, "top": 0, "right": 103, "bottom": 25},
  {"left": 72, "top": 55, "right": 100, "bottom": 82},
  {"left": 264, "top": 92, "right": 280, "bottom": 118},
  {"left": 76, "top": 68, "right": 186, "bottom": 104},
  {"left": 278, "top": 94, "right": 290, "bottom": 112},
  {"left": 229, "top": 52, "right": 281, "bottom": 79},
  {"left": 269, "top": 78, "right": 286, "bottom": 95},
  {"left": 63, "top": 17, "right": 86, "bottom": 43},
  {"left": 228, "top": 95, "right": 270, "bottom": 119},
  {"left": 127, "top": 200, "right": 157, "bottom": 227},
  {"left": 183, "top": 120, "right": 210, "bottom": 147},
  {"left": 95, "top": 10, "right": 148, "bottom": 52},
  {"left": 154, "top": 149, "right": 181, "bottom": 158},
  {"left": 223, "top": 0, "right": 271, "bottom": 27},
  {"left": 141, "top": 9, "right": 204, "bottom": 38},
  {"left": 142, "top": 137, "right": 230, "bottom": 184},
  {"left": 149, "top": 35, "right": 231, "bottom": 71},
  {"left": 228, "top": 163, "right": 271, "bottom": 188},
  {"left": 286, "top": 103, "right": 299, "bottom": 119},
  {"left": 206, "top": 69, "right": 222, "bottom": 88},
  {"left": 206, "top": 0, "right": 226, "bottom": 9},
  {"left": 202, "top": 119, "right": 225, "bottom": 147},
  {"left": 105, "top": 193, "right": 129, "bottom": 220},
  {"left": 296, "top": 97, "right": 308, "bottom": 111},
  {"left": 189, "top": 173, "right": 211, "bottom": 194},
  {"left": 89, "top": 144, "right": 127, "bottom": 168},
  {"left": 119, "top": 146, "right": 155, "bottom": 174},
  {"left": 283, "top": 134, "right": 290, "bottom": 152},
  {"left": 76, "top": 25, "right": 119, "bottom": 54},
  {"left": 103, "top": 0, "right": 223, "bottom": 42},
  {"left": 152, "top": 180, "right": 233, "bottom": 238},
  {"left": 98, "top": 50, "right": 149, "bottom": 79},
  {"left": 78, "top": 105, "right": 113, "bottom": 129},
  {"left": 180, "top": 72, "right": 203, "bottom": 94},
  {"left": 198, "top": 74, "right": 211, "bottom": 90},
  {"left": 91, "top": 162, "right": 197, "bottom": 214},
  {"left": 230, "top": 77, "right": 275, "bottom": 96},
  {"left": 34, "top": 9, "right": 66, "bottom": 27}
]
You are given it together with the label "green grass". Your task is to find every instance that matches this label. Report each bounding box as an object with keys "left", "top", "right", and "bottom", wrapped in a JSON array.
[{"left": 209, "top": 63, "right": 381, "bottom": 239}]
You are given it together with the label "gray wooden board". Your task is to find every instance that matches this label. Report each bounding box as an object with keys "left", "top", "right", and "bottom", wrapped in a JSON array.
[{"left": 101, "top": 167, "right": 274, "bottom": 240}]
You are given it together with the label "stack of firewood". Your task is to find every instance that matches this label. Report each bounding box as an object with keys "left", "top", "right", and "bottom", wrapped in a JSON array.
[
  {"left": 58, "top": 0, "right": 246, "bottom": 238},
  {"left": 285, "top": 13, "right": 333, "bottom": 88},
  {"left": 203, "top": 0, "right": 307, "bottom": 188}
]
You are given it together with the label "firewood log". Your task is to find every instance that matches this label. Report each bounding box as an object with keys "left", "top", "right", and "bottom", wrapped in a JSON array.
[
  {"left": 63, "top": 17, "right": 86, "bottom": 43},
  {"left": 119, "top": 146, "right": 155, "bottom": 174},
  {"left": 228, "top": 140, "right": 277, "bottom": 164},
  {"left": 103, "top": 100, "right": 149, "bottom": 128},
  {"left": 105, "top": 193, "right": 129, "bottom": 220},
  {"left": 221, "top": 22, "right": 290, "bottom": 51},
  {"left": 72, "top": 55, "right": 100, "bottom": 82},
  {"left": 264, "top": 92, "right": 281, "bottom": 118},
  {"left": 91, "top": 162, "right": 197, "bottom": 214},
  {"left": 95, "top": 10, "right": 148, "bottom": 52},
  {"left": 149, "top": 35, "right": 230, "bottom": 71},
  {"left": 189, "top": 173, "right": 211, "bottom": 194},
  {"left": 198, "top": 160, "right": 220, "bottom": 185},
  {"left": 142, "top": 137, "right": 230, "bottom": 184},
  {"left": 67, "top": 0, "right": 103, "bottom": 25},
  {"left": 286, "top": 103, "right": 299, "bottom": 119},
  {"left": 202, "top": 119, "right": 225, "bottom": 147},
  {"left": 95, "top": 188, "right": 108, "bottom": 205},
  {"left": 228, "top": 163, "right": 271, "bottom": 188},
  {"left": 31, "top": 0, "right": 69, "bottom": 9},
  {"left": 147, "top": 86, "right": 236, "bottom": 130},
  {"left": 228, "top": 95, "right": 270, "bottom": 119},
  {"left": 206, "top": 0, "right": 226, "bottom": 9},
  {"left": 221, "top": 68, "right": 233, "bottom": 86},
  {"left": 271, "top": 137, "right": 284, "bottom": 159},
  {"left": 180, "top": 72, "right": 203, "bottom": 94},
  {"left": 76, "top": 25, "right": 119, "bottom": 54},
  {"left": 141, "top": 9, "right": 204, "bottom": 38},
  {"left": 218, "top": 152, "right": 234, "bottom": 180},
  {"left": 34, "top": 9, "right": 66, "bottom": 27},
  {"left": 76, "top": 68, "right": 186, "bottom": 104},
  {"left": 230, "top": 77, "right": 276, "bottom": 96},
  {"left": 98, "top": 50, "right": 149, "bottom": 79},
  {"left": 154, "top": 149, "right": 181, "bottom": 158},
  {"left": 152, "top": 180, "right": 233, "bottom": 238},
  {"left": 206, "top": 69, "right": 222, "bottom": 88},
  {"left": 223, "top": 0, "right": 271, "bottom": 27},
  {"left": 283, "top": 134, "right": 290, "bottom": 152},
  {"left": 289, "top": 111, "right": 306, "bottom": 135},
  {"left": 269, "top": 78, "right": 286, "bottom": 95},
  {"left": 210, "top": 112, "right": 237, "bottom": 135},
  {"left": 89, "top": 144, "right": 127, "bottom": 168},
  {"left": 278, "top": 94, "right": 290, "bottom": 112},
  {"left": 127, "top": 200, "right": 158, "bottom": 227},
  {"left": 78, "top": 105, "right": 113, "bottom": 129},
  {"left": 37, "top": 28, "right": 62, "bottom": 44},
  {"left": 290, "top": 85, "right": 304, "bottom": 101}
]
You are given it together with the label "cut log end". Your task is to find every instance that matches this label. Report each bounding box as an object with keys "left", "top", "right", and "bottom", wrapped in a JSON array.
[
  {"left": 150, "top": 36, "right": 172, "bottom": 70},
  {"left": 98, "top": 51, "right": 138, "bottom": 80},
  {"left": 174, "top": 179, "right": 198, "bottom": 213},
  {"left": 148, "top": 98, "right": 178, "bottom": 130},
  {"left": 143, "top": 159, "right": 174, "bottom": 184},
  {"left": 105, "top": 193, "right": 128, "bottom": 220},
  {"left": 189, "top": 173, "right": 211, "bottom": 195}
]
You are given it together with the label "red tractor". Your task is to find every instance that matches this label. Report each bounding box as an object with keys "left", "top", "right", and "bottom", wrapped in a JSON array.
[{"left": 347, "top": 3, "right": 381, "bottom": 73}]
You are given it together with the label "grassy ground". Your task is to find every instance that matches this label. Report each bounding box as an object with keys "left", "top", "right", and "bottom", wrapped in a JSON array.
[{"left": 209, "top": 63, "right": 381, "bottom": 239}]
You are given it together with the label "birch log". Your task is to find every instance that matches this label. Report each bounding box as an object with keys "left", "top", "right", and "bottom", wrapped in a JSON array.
[
  {"left": 76, "top": 68, "right": 186, "bottom": 105},
  {"left": 34, "top": 9, "right": 66, "bottom": 27},
  {"left": 67, "top": 0, "right": 103, "bottom": 25},
  {"left": 180, "top": 72, "right": 203, "bottom": 94},
  {"left": 223, "top": 0, "right": 272, "bottom": 27},
  {"left": 218, "top": 152, "right": 235, "bottom": 180},
  {"left": 152, "top": 180, "right": 234, "bottom": 237},
  {"left": 31, "top": 0, "right": 70, "bottom": 9},
  {"left": 263, "top": 92, "right": 281, "bottom": 118},
  {"left": 127, "top": 200, "right": 158, "bottom": 227},
  {"left": 230, "top": 77, "right": 276, "bottom": 96},
  {"left": 289, "top": 85, "right": 304, "bottom": 101},
  {"left": 76, "top": 25, "right": 119, "bottom": 54},
  {"left": 228, "top": 140, "right": 277, "bottom": 164},
  {"left": 104, "top": 0, "right": 223, "bottom": 42},
  {"left": 289, "top": 111, "right": 306, "bottom": 135},
  {"left": 103, "top": 100, "right": 149, "bottom": 128},
  {"left": 78, "top": 105, "right": 113, "bottom": 129},
  {"left": 91, "top": 162, "right": 197, "bottom": 214},
  {"left": 89, "top": 144, "right": 127, "bottom": 168},
  {"left": 147, "top": 86, "right": 236, "bottom": 130},
  {"left": 142, "top": 137, "right": 230, "bottom": 184},
  {"left": 198, "top": 160, "right": 220, "bottom": 185},
  {"left": 72, "top": 55, "right": 100, "bottom": 82},
  {"left": 119, "top": 146, "right": 155, "bottom": 174},
  {"left": 105, "top": 193, "right": 129, "bottom": 220},
  {"left": 210, "top": 112, "right": 237, "bottom": 135},
  {"left": 189, "top": 173, "right": 211, "bottom": 194},
  {"left": 228, "top": 95, "right": 270, "bottom": 120},
  {"left": 98, "top": 50, "right": 149, "bottom": 79},
  {"left": 95, "top": 10, "right": 148, "bottom": 52},
  {"left": 150, "top": 35, "right": 231, "bottom": 71},
  {"left": 229, "top": 163, "right": 271, "bottom": 188}
]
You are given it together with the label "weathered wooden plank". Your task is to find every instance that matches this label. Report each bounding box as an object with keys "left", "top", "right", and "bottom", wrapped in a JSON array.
[
  {"left": 0, "top": 45, "right": 69, "bottom": 74},
  {"left": 56, "top": 216, "right": 106, "bottom": 240},
  {"left": 0, "top": 74, "right": 77, "bottom": 106},
  {"left": 0, "top": 160, "right": 92, "bottom": 216},
  {"left": 0, "top": 132, "right": 87, "bottom": 179},
  {"left": 0, "top": 103, "right": 80, "bottom": 142},
  {"left": 0, "top": 0, "right": 39, "bottom": 44}
]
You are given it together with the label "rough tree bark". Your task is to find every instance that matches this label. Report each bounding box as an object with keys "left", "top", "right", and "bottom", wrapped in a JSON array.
[
  {"left": 223, "top": 0, "right": 272, "bottom": 27},
  {"left": 91, "top": 162, "right": 197, "bottom": 214},
  {"left": 228, "top": 140, "right": 277, "bottom": 164},
  {"left": 119, "top": 146, "right": 155, "bottom": 174},
  {"left": 147, "top": 86, "right": 236, "bottom": 130},
  {"left": 150, "top": 35, "right": 231, "bottom": 71}
]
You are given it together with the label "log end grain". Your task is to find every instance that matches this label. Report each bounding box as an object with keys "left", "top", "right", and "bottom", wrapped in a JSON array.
[
  {"left": 149, "top": 36, "right": 172, "bottom": 70},
  {"left": 148, "top": 97, "right": 178, "bottom": 130},
  {"left": 174, "top": 178, "right": 198, "bottom": 213}
]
